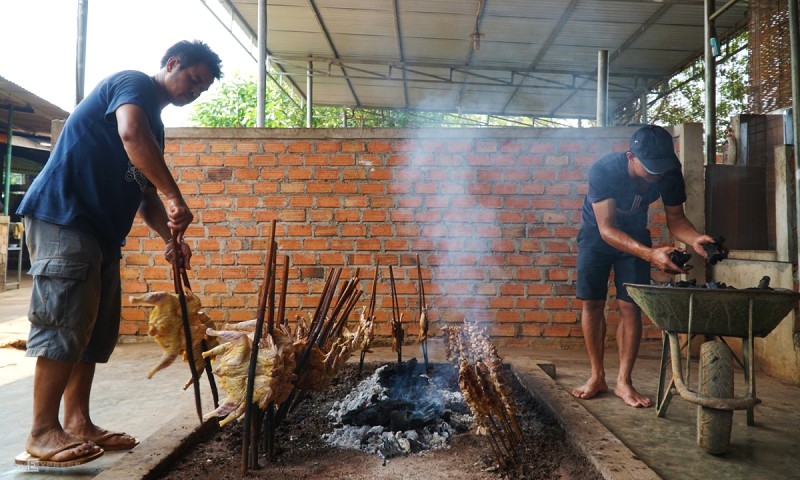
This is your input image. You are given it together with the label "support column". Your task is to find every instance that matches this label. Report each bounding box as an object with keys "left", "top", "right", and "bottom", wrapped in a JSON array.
[
  {"left": 704, "top": 0, "right": 717, "bottom": 166},
  {"left": 596, "top": 50, "right": 608, "bottom": 127},
  {"left": 257, "top": 0, "right": 267, "bottom": 127},
  {"left": 306, "top": 61, "right": 313, "bottom": 128},
  {"left": 76, "top": 0, "right": 89, "bottom": 105},
  {"left": 788, "top": 0, "right": 800, "bottom": 346}
]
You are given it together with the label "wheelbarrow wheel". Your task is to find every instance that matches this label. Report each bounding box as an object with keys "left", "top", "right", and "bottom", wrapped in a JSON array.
[{"left": 697, "top": 340, "right": 734, "bottom": 454}]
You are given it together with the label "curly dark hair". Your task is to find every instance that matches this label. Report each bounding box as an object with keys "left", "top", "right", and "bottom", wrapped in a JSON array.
[{"left": 160, "top": 40, "right": 223, "bottom": 80}]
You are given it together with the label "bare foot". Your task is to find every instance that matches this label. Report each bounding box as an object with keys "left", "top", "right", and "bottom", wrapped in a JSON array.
[
  {"left": 614, "top": 383, "right": 652, "bottom": 408},
  {"left": 25, "top": 428, "right": 101, "bottom": 462},
  {"left": 572, "top": 377, "right": 609, "bottom": 399}
]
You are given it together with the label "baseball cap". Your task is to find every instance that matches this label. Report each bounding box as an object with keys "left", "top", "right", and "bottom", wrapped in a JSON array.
[{"left": 630, "top": 125, "right": 681, "bottom": 174}]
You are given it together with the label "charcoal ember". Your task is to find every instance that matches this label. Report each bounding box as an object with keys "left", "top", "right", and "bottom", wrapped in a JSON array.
[
  {"left": 669, "top": 279, "right": 698, "bottom": 288},
  {"left": 705, "top": 281, "right": 733, "bottom": 289},
  {"left": 669, "top": 249, "right": 692, "bottom": 268},
  {"left": 703, "top": 235, "right": 729, "bottom": 265}
]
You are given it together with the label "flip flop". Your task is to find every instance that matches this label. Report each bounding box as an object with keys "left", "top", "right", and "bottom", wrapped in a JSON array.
[
  {"left": 90, "top": 431, "right": 139, "bottom": 451},
  {"left": 15, "top": 441, "right": 104, "bottom": 469}
]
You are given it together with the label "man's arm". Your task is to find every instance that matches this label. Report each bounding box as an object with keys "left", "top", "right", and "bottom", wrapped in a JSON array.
[
  {"left": 138, "top": 186, "right": 171, "bottom": 242},
  {"left": 664, "top": 204, "right": 715, "bottom": 258},
  {"left": 116, "top": 103, "right": 193, "bottom": 238},
  {"left": 593, "top": 199, "right": 684, "bottom": 272}
]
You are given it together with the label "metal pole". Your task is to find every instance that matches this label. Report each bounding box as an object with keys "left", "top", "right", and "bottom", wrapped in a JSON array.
[
  {"left": 306, "top": 61, "right": 313, "bottom": 128},
  {"left": 3, "top": 108, "right": 13, "bottom": 216},
  {"left": 704, "top": 0, "right": 717, "bottom": 166},
  {"left": 640, "top": 90, "right": 648, "bottom": 124},
  {"left": 257, "top": 0, "right": 267, "bottom": 127},
  {"left": 596, "top": 50, "right": 608, "bottom": 127},
  {"left": 76, "top": 0, "right": 88, "bottom": 105},
  {"left": 789, "top": 0, "right": 800, "bottom": 329}
]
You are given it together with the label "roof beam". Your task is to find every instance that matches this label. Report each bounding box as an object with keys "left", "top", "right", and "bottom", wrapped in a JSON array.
[
  {"left": 307, "top": 0, "right": 360, "bottom": 106},
  {"left": 392, "top": 0, "right": 408, "bottom": 108},
  {"left": 548, "top": 2, "right": 673, "bottom": 118},
  {"left": 500, "top": 0, "right": 580, "bottom": 114},
  {"left": 457, "top": 0, "right": 489, "bottom": 109}
]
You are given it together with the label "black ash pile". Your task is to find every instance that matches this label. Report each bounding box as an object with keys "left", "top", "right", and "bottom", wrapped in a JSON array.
[{"left": 323, "top": 358, "right": 472, "bottom": 459}]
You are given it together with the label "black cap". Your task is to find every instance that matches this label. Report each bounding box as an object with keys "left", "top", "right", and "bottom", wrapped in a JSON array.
[{"left": 630, "top": 125, "right": 680, "bottom": 174}]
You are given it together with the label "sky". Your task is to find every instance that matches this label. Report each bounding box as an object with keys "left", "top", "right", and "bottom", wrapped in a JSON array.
[{"left": 2, "top": 0, "right": 258, "bottom": 126}]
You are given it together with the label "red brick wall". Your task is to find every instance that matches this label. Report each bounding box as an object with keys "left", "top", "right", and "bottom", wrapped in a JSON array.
[{"left": 120, "top": 127, "right": 674, "bottom": 347}]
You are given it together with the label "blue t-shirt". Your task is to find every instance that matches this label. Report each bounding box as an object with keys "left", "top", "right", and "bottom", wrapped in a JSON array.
[
  {"left": 18, "top": 71, "right": 164, "bottom": 248},
  {"left": 579, "top": 152, "right": 686, "bottom": 251}
]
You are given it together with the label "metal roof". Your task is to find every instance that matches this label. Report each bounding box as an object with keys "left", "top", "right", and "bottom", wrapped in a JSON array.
[
  {"left": 0, "top": 75, "right": 69, "bottom": 140},
  {"left": 214, "top": 0, "right": 748, "bottom": 119}
]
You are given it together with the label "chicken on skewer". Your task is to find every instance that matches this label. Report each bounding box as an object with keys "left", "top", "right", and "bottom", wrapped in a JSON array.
[{"left": 129, "top": 291, "right": 217, "bottom": 384}]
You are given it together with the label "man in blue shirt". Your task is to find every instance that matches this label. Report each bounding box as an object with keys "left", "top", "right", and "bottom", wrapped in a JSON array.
[
  {"left": 16, "top": 40, "right": 222, "bottom": 467},
  {"left": 572, "top": 125, "right": 715, "bottom": 408}
]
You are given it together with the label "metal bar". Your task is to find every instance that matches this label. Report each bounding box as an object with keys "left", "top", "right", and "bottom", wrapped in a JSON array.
[
  {"left": 597, "top": 50, "right": 609, "bottom": 127},
  {"left": 257, "top": 0, "right": 266, "bottom": 127},
  {"left": 502, "top": 0, "right": 580, "bottom": 112},
  {"left": 306, "top": 61, "right": 313, "bottom": 128},
  {"left": 667, "top": 333, "right": 758, "bottom": 410},
  {"left": 307, "top": 0, "right": 359, "bottom": 106},
  {"left": 549, "top": 2, "right": 672, "bottom": 119},
  {"left": 746, "top": 298, "right": 755, "bottom": 426},
  {"left": 3, "top": 108, "right": 13, "bottom": 216},
  {"left": 76, "top": 0, "right": 88, "bottom": 105},
  {"left": 790, "top": 0, "right": 800, "bottom": 324},
  {"left": 686, "top": 293, "right": 694, "bottom": 386},
  {"left": 392, "top": 0, "right": 408, "bottom": 108},
  {"left": 709, "top": 0, "right": 741, "bottom": 22},
  {"left": 704, "top": 0, "right": 717, "bottom": 166}
]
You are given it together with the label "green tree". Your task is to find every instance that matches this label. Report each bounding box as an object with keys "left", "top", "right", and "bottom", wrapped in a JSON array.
[
  {"left": 635, "top": 31, "right": 749, "bottom": 150},
  {"left": 190, "top": 73, "right": 564, "bottom": 129}
]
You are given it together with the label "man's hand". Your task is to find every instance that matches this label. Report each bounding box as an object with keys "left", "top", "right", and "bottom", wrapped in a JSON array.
[
  {"left": 165, "top": 239, "right": 192, "bottom": 271},
  {"left": 650, "top": 246, "right": 692, "bottom": 274},
  {"left": 166, "top": 196, "right": 194, "bottom": 238},
  {"left": 691, "top": 234, "right": 717, "bottom": 259}
]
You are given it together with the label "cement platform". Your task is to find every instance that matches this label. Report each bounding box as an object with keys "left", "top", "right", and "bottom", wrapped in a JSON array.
[{"left": 2, "top": 275, "right": 799, "bottom": 479}]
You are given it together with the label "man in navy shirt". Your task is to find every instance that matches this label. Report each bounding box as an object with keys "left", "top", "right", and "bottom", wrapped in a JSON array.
[
  {"left": 572, "top": 125, "right": 715, "bottom": 408},
  {"left": 16, "top": 40, "right": 222, "bottom": 466}
]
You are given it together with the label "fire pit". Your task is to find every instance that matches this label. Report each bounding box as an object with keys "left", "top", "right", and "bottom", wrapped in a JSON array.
[{"left": 324, "top": 358, "right": 470, "bottom": 458}]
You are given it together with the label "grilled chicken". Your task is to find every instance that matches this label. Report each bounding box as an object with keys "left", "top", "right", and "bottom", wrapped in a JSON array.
[{"left": 128, "top": 291, "right": 217, "bottom": 383}]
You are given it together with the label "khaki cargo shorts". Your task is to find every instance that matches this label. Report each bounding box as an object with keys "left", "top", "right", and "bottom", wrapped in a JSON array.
[{"left": 24, "top": 217, "right": 121, "bottom": 363}]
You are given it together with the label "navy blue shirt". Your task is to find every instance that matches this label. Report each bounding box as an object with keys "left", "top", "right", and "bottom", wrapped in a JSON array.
[
  {"left": 579, "top": 152, "right": 686, "bottom": 251},
  {"left": 18, "top": 71, "right": 164, "bottom": 248}
]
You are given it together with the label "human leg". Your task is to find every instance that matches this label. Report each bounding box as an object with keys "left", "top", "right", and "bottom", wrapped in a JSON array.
[
  {"left": 573, "top": 243, "right": 614, "bottom": 399},
  {"left": 63, "top": 244, "right": 137, "bottom": 450},
  {"left": 613, "top": 301, "right": 651, "bottom": 407},
  {"left": 22, "top": 218, "right": 103, "bottom": 462},
  {"left": 62, "top": 361, "right": 138, "bottom": 450},
  {"left": 572, "top": 299, "right": 609, "bottom": 399},
  {"left": 25, "top": 357, "right": 102, "bottom": 463},
  {"left": 612, "top": 252, "right": 653, "bottom": 408}
]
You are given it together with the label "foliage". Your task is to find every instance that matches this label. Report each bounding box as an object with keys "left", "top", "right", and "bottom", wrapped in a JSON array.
[
  {"left": 189, "top": 73, "right": 569, "bottom": 129},
  {"left": 192, "top": 33, "right": 751, "bottom": 147},
  {"left": 618, "top": 31, "right": 750, "bottom": 150}
]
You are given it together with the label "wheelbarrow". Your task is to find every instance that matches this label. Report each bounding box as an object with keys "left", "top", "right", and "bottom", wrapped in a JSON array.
[{"left": 624, "top": 283, "right": 800, "bottom": 454}]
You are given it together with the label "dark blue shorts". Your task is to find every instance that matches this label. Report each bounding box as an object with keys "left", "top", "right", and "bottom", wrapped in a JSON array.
[
  {"left": 577, "top": 242, "right": 651, "bottom": 304},
  {"left": 24, "top": 217, "right": 122, "bottom": 363}
]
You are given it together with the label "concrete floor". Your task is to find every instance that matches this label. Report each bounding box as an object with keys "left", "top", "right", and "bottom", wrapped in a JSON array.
[{"left": 2, "top": 275, "right": 799, "bottom": 479}]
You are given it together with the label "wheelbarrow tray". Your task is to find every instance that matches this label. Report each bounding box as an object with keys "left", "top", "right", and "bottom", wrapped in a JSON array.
[{"left": 624, "top": 283, "right": 800, "bottom": 338}]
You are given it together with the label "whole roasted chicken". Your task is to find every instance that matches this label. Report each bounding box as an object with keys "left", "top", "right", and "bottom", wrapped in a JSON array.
[
  {"left": 129, "top": 291, "right": 217, "bottom": 386},
  {"left": 201, "top": 322, "right": 298, "bottom": 427}
]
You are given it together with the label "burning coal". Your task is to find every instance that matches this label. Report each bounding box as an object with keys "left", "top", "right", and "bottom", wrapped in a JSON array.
[{"left": 323, "top": 358, "right": 471, "bottom": 459}]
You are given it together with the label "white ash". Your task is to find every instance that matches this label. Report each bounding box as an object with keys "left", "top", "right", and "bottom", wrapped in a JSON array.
[{"left": 322, "top": 364, "right": 472, "bottom": 458}]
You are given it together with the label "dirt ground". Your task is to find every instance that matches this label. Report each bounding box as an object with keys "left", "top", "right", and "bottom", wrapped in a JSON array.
[{"left": 156, "top": 361, "right": 601, "bottom": 480}]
